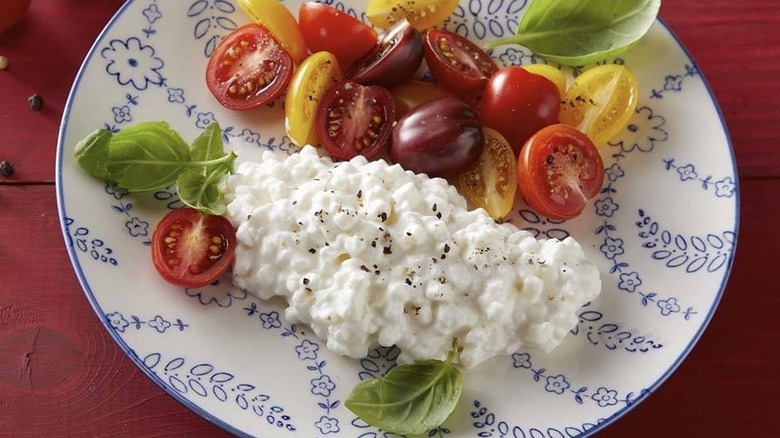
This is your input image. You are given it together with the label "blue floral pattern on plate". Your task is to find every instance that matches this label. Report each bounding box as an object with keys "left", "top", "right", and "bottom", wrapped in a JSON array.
[{"left": 55, "top": 0, "right": 738, "bottom": 436}]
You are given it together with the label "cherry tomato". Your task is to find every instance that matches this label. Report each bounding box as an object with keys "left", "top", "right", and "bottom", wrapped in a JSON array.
[
  {"left": 423, "top": 28, "right": 498, "bottom": 97},
  {"left": 298, "top": 2, "right": 378, "bottom": 71},
  {"left": 206, "top": 24, "right": 293, "bottom": 110},
  {"left": 367, "top": 0, "right": 459, "bottom": 31},
  {"left": 346, "top": 19, "right": 423, "bottom": 89},
  {"left": 559, "top": 64, "right": 639, "bottom": 147},
  {"left": 285, "top": 52, "right": 344, "bottom": 147},
  {"left": 236, "top": 0, "right": 308, "bottom": 64},
  {"left": 455, "top": 127, "right": 517, "bottom": 220},
  {"left": 316, "top": 80, "right": 396, "bottom": 160},
  {"left": 391, "top": 97, "right": 483, "bottom": 178},
  {"left": 151, "top": 208, "right": 237, "bottom": 288},
  {"left": 522, "top": 64, "right": 567, "bottom": 97},
  {"left": 517, "top": 124, "right": 604, "bottom": 220},
  {"left": 478, "top": 67, "right": 561, "bottom": 155},
  {"left": 390, "top": 80, "right": 455, "bottom": 119},
  {"left": 0, "top": 0, "right": 31, "bottom": 33}
]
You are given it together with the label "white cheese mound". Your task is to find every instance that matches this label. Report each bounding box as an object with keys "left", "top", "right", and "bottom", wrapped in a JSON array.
[{"left": 225, "top": 146, "right": 601, "bottom": 368}]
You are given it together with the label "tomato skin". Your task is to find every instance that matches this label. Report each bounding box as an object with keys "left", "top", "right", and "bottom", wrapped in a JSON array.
[
  {"left": 346, "top": 19, "right": 423, "bottom": 89},
  {"left": 285, "top": 52, "right": 344, "bottom": 147},
  {"left": 236, "top": 0, "right": 308, "bottom": 64},
  {"left": 298, "top": 2, "right": 378, "bottom": 71},
  {"left": 478, "top": 67, "right": 561, "bottom": 155},
  {"left": 391, "top": 97, "right": 483, "bottom": 179},
  {"left": 517, "top": 124, "right": 604, "bottom": 220},
  {"left": 455, "top": 127, "right": 517, "bottom": 220},
  {"left": 206, "top": 24, "right": 293, "bottom": 110},
  {"left": 0, "top": 0, "right": 31, "bottom": 33},
  {"left": 366, "top": 0, "right": 459, "bottom": 31},
  {"left": 390, "top": 80, "right": 455, "bottom": 119},
  {"left": 423, "top": 29, "right": 498, "bottom": 97},
  {"left": 316, "top": 80, "right": 396, "bottom": 161},
  {"left": 151, "top": 208, "right": 237, "bottom": 288}
]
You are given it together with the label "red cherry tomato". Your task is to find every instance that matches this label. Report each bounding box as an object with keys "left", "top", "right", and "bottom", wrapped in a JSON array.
[
  {"left": 316, "top": 80, "right": 396, "bottom": 160},
  {"left": 423, "top": 28, "right": 498, "bottom": 97},
  {"left": 346, "top": 19, "right": 423, "bottom": 88},
  {"left": 298, "top": 2, "right": 378, "bottom": 71},
  {"left": 478, "top": 67, "right": 561, "bottom": 155},
  {"left": 151, "top": 208, "right": 237, "bottom": 288},
  {"left": 206, "top": 23, "right": 293, "bottom": 110},
  {"left": 0, "top": 0, "right": 31, "bottom": 33},
  {"left": 391, "top": 97, "right": 483, "bottom": 178},
  {"left": 517, "top": 124, "right": 605, "bottom": 220}
]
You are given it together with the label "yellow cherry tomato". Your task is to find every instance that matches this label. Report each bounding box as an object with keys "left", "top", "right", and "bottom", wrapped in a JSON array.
[
  {"left": 236, "top": 0, "right": 308, "bottom": 64},
  {"left": 366, "top": 0, "right": 459, "bottom": 31},
  {"left": 454, "top": 127, "right": 518, "bottom": 220},
  {"left": 285, "top": 52, "right": 344, "bottom": 147},
  {"left": 559, "top": 64, "right": 639, "bottom": 147},
  {"left": 522, "top": 64, "right": 567, "bottom": 97}
]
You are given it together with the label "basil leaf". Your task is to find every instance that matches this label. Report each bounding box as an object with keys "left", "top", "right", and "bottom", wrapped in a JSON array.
[
  {"left": 106, "top": 121, "right": 192, "bottom": 192},
  {"left": 345, "top": 351, "right": 463, "bottom": 435},
  {"left": 74, "top": 128, "right": 113, "bottom": 180},
  {"left": 485, "top": 0, "right": 661, "bottom": 66},
  {"left": 176, "top": 152, "right": 236, "bottom": 215},
  {"left": 190, "top": 122, "right": 225, "bottom": 172}
]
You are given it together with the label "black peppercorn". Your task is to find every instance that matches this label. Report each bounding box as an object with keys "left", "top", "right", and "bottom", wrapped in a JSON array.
[
  {"left": 0, "top": 160, "right": 14, "bottom": 177},
  {"left": 28, "top": 94, "right": 44, "bottom": 110}
]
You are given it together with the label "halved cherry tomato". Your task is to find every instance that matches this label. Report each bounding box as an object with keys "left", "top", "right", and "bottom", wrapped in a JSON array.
[
  {"left": 151, "top": 208, "right": 237, "bottom": 288},
  {"left": 517, "top": 124, "right": 604, "bottom": 220},
  {"left": 236, "top": 0, "right": 308, "bottom": 64},
  {"left": 423, "top": 28, "right": 498, "bottom": 97},
  {"left": 206, "top": 24, "right": 293, "bottom": 110},
  {"left": 559, "top": 64, "right": 639, "bottom": 147},
  {"left": 346, "top": 19, "right": 423, "bottom": 89},
  {"left": 390, "top": 80, "right": 455, "bottom": 119},
  {"left": 367, "top": 0, "right": 459, "bottom": 31},
  {"left": 299, "top": 2, "right": 378, "bottom": 71},
  {"left": 391, "top": 97, "right": 482, "bottom": 178},
  {"left": 316, "top": 80, "right": 396, "bottom": 160},
  {"left": 285, "top": 52, "right": 344, "bottom": 147},
  {"left": 0, "top": 0, "right": 31, "bottom": 33},
  {"left": 478, "top": 67, "right": 561, "bottom": 155},
  {"left": 455, "top": 127, "right": 517, "bottom": 220}
]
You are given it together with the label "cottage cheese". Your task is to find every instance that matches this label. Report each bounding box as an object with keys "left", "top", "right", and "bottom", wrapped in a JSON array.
[{"left": 225, "top": 147, "right": 601, "bottom": 368}]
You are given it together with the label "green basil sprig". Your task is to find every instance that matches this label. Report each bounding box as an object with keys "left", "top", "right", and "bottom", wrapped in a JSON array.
[
  {"left": 485, "top": 0, "right": 662, "bottom": 66},
  {"left": 345, "top": 348, "right": 463, "bottom": 435},
  {"left": 74, "top": 121, "right": 236, "bottom": 215}
]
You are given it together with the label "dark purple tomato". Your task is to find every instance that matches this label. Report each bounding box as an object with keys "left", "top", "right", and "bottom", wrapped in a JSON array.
[
  {"left": 346, "top": 19, "right": 423, "bottom": 88},
  {"left": 391, "top": 97, "right": 483, "bottom": 178}
]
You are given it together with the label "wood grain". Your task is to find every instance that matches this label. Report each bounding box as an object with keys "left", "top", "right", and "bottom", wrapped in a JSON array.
[{"left": 0, "top": 0, "right": 779, "bottom": 436}]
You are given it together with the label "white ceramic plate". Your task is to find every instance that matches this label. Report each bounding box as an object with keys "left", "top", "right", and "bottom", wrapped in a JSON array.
[{"left": 56, "top": 1, "right": 738, "bottom": 437}]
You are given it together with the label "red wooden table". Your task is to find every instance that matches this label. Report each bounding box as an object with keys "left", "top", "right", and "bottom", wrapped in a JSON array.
[{"left": 1, "top": 1, "right": 779, "bottom": 436}]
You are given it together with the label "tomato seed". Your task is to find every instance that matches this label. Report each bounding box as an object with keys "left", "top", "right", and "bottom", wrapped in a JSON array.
[{"left": 211, "top": 236, "right": 223, "bottom": 244}]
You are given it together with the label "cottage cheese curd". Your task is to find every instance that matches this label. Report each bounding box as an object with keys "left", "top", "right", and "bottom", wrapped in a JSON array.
[{"left": 225, "top": 146, "right": 601, "bottom": 368}]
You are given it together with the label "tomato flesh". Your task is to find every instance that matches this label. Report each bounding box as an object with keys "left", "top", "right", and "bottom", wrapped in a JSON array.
[
  {"left": 455, "top": 127, "right": 517, "bottom": 220},
  {"left": 423, "top": 28, "right": 498, "bottom": 97},
  {"left": 151, "top": 208, "right": 237, "bottom": 288},
  {"left": 236, "top": 0, "right": 308, "bottom": 64},
  {"left": 299, "top": 2, "right": 378, "bottom": 71},
  {"left": 346, "top": 19, "right": 423, "bottom": 89},
  {"left": 285, "top": 51, "right": 344, "bottom": 147},
  {"left": 316, "top": 80, "right": 396, "bottom": 160},
  {"left": 206, "top": 23, "right": 293, "bottom": 110},
  {"left": 367, "top": 0, "right": 459, "bottom": 31},
  {"left": 517, "top": 124, "right": 604, "bottom": 220}
]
